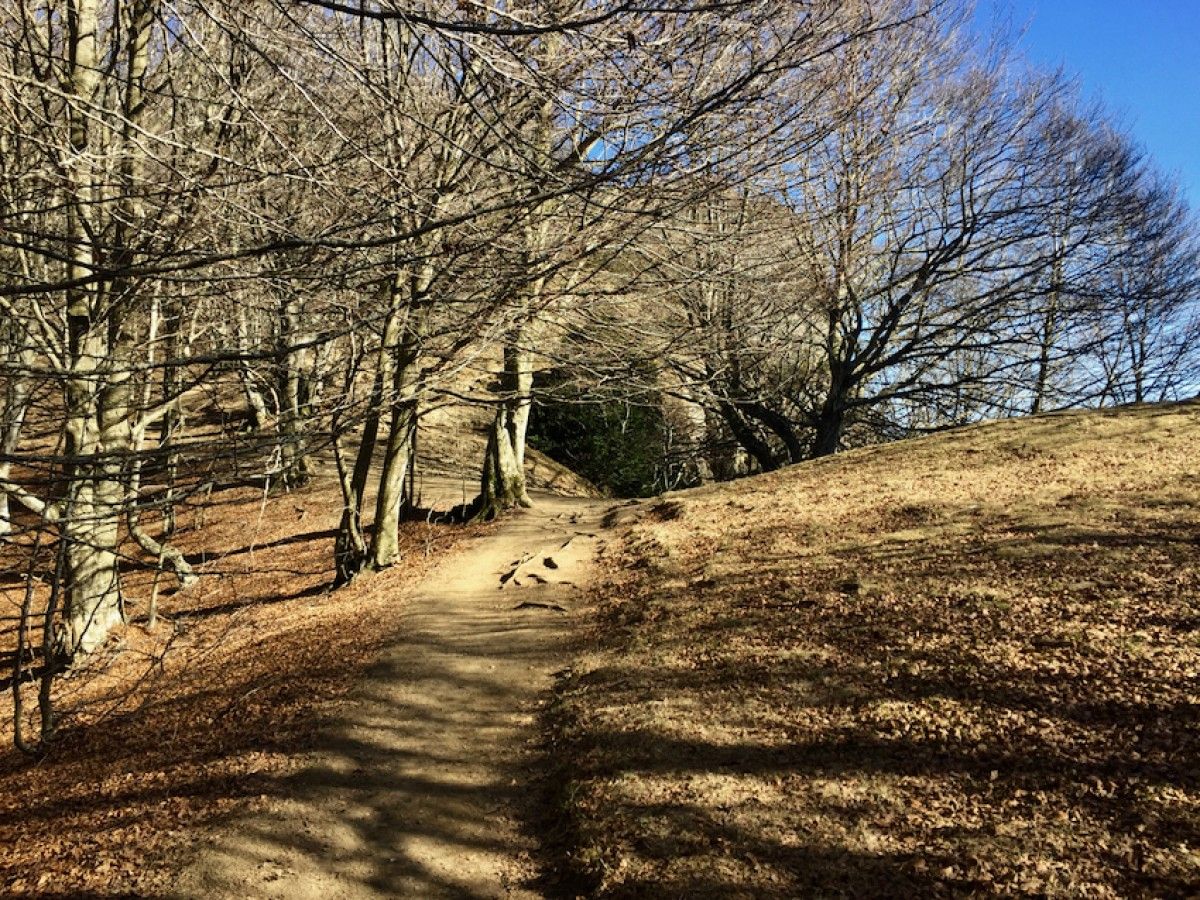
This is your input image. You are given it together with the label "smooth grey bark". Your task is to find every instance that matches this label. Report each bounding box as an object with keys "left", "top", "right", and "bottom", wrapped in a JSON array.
[
  {"left": 276, "top": 294, "right": 312, "bottom": 488},
  {"left": 0, "top": 347, "right": 32, "bottom": 539},
  {"left": 60, "top": 0, "right": 123, "bottom": 656},
  {"left": 368, "top": 273, "right": 428, "bottom": 569},
  {"left": 473, "top": 327, "right": 534, "bottom": 521},
  {"left": 59, "top": 0, "right": 156, "bottom": 655}
]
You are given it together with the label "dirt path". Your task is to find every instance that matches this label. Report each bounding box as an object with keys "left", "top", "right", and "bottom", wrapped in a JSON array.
[{"left": 172, "top": 492, "right": 612, "bottom": 899}]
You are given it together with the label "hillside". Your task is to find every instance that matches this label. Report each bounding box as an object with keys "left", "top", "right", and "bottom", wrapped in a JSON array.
[
  {"left": 1, "top": 401, "right": 1196, "bottom": 898},
  {"left": 547, "top": 401, "right": 1200, "bottom": 898}
]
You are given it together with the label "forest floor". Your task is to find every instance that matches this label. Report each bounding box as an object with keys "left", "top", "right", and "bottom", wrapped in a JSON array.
[
  {"left": 0, "top": 478, "right": 473, "bottom": 898},
  {"left": 171, "top": 491, "right": 609, "bottom": 899},
  {"left": 0, "top": 436, "right": 601, "bottom": 898},
  {"left": 172, "top": 489, "right": 609, "bottom": 897},
  {"left": 2, "top": 402, "right": 1197, "bottom": 898},
  {"left": 548, "top": 401, "right": 1200, "bottom": 898}
]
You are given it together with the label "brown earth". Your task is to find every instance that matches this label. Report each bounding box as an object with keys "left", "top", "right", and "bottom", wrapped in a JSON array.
[
  {"left": 0, "top": 438, "right": 599, "bottom": 898},
  {"left": 549, "top": 401, "right": 1200, "bottom": 898},
  {"left": 171, "top": 491, "right": 608, "bottom": 899},
  {"left": 2, "top": 402, "right": 1198, "bottom": 898}
]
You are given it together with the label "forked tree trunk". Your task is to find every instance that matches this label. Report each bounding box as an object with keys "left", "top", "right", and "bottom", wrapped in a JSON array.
[
  {"left": 334, "top": 366, "right": 382, "bottom": 585},
  {"left": 809, "top": 359, "right": 852, "bottom": 459},
  {"left": 60, "top": 0, "right": 124, "bottom": 657},
  {"left": 59, "top": 0, "right": 156, "bottom": 656},
  {"left": 366, "top": 271, "right": 429, "bottom": 570},
  {"left": 471, "top": 73, "right": 552, "bottom": 521},
  {"left": 716, "top": 401, "right": 780, "bottom": 473},
  {"left": 334, "top": 273, "right": 424, "bottom": 581},
  {"left": 809, "top": 402, "right": 846, "bottom": 459},
  {"left": 473, "top": 333, "right": 533, "bottom": 521}
]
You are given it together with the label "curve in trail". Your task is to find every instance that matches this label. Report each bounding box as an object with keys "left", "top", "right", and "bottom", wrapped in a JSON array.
[{"left": 173, "top": 493, "right": 611, "bottom": 900}]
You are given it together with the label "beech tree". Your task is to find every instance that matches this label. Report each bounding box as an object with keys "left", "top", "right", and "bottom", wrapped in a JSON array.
[
  {"left": 0, "top": 0, "right": 168, "bottom": 654},
  {"left": 1085, "top": 175, "right": 1200, "bottom": 406},
  {"left": 629, "top": 11, "right": 1196, "bottom": 477},
  {"left": 1, "top": 0, "right": 1193, "bottom": 711},
  {"left": 0, "top": 1, "right": 314, "bottom": 660}
]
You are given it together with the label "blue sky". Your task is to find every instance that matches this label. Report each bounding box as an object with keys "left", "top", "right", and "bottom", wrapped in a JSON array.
[{"left": 974, "top": 0, "right": 1200, "bottom": 208}]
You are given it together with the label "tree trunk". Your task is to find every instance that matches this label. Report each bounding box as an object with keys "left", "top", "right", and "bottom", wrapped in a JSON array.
[
  {"left": 473, "top": 330, "right": 533, "bottom": 520},
  {"left": 0, "top": 351, "right": 32, "bottom": 540},
  {"left": 1031, "top": 266, "right": 1061, "bottom": 414},
  {"left": 369, "top": 398, "right": 416, "bottom": 566},
  {"left": 369, "top": 270, "right": 428, "bottom": 566},
  {"left": 809, "top": 401, "right": 846, "bottom": 458},
  {"left": 476, "top": 408, "right": 528, "bottom": 521},
  {"left": 236, "top": 306, "right": 270, "bottom": 432},
  {"left": 333, "top": 365, "right": 382, "bottom": 585},
  {"left": 716, "top": 401, "right": 780, "bottom": 473},
  {"left": 368, "top": 347, "right": 419, "bottom": 568},
  {"left": 504, "top": 339, "right": 533, "bottom": 485},
  {"left": 276, "top": 294, "right": 311, "bottom": 488},
  {"left": 60, "top": 0, "right": 125, "bottom": 657},
  {"left": 62, "top": 323, "right": 126, "bottom": 656},
  {"left": 743, "top": 401, "right": 805, "bottom": 464},
  {"left": 128, "top": 297, "right": 195, "bottom": 593},
  {"left": 158, "top": 303, "right": 184, "bottom": 535}
]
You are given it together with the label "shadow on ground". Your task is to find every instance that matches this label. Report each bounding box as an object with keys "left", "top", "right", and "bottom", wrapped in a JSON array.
[
  {"left": 171, "top": 494, "right": 607, "bottom": 899},
  {"left": 545, "top": 482, "right": 1200, "bottom": 897}
]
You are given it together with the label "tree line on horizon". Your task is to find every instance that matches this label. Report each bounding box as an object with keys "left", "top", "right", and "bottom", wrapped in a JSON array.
[{"left": 0, "top": 0, "right": 1196, "bottom": 751}]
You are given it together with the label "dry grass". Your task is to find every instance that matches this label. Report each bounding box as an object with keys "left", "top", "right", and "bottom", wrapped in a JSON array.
[
  {"left": 548, "top": 402, "right": 1200, "bottom": 898},
  {"left": 0, "top": 475, "right": 484, "bottom": 898}
]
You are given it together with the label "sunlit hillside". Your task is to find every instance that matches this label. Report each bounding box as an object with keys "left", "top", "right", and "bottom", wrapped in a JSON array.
[{"left": 549, "top": 401, "right": 1200, "bottom": 898}]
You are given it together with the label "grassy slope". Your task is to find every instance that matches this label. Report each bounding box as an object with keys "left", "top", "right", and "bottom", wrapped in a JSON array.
[{"left": 549, "top": 402, "right": 1200, "bottom": 898}]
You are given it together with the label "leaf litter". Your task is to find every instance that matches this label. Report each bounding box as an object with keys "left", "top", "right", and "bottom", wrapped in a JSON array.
[
  {"left": 546, "top": 402, "right": 1200, "bottom": 898},
  {"left": 0, "top": 476, "right": 481, "bottom": 898}
]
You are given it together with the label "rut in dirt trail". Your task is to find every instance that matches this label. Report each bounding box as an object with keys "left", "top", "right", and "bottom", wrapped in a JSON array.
[{"left": 173, "top": 492, "right": 612, "bottom": 899}]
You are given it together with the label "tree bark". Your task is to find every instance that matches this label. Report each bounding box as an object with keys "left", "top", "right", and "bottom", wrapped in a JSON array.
[
  {"left": 809, "top": 401, "right": 846, "bottom": 458},
  {"left": 368, "top": 342, "right": 420, "bottom": 566},
  {"left": 277, "top": 294, "right": 312, "bottom": 488},
  {"left": 715, "top": 401, "right": 780, "bottom": 473},
  {"left": 158, "top": 302, "right": 184, "bottom": 535},
  {"left": 476, "top": 407, "right": 528, "bottom": 521},
  {"left": 334, "top": 364, "right": 382, "bottom": 585},
  {"left": 60, "top": 0, "right": 124, "bottom": 656},
  {"left": 473, "top": 328, "right": 534, "bottom": 520},
  {"left": 236, "top": 306, "right": 270, "bottom": 432},
  {"left": 0, "top": 349, "right": 32, "bottom": 540}
]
